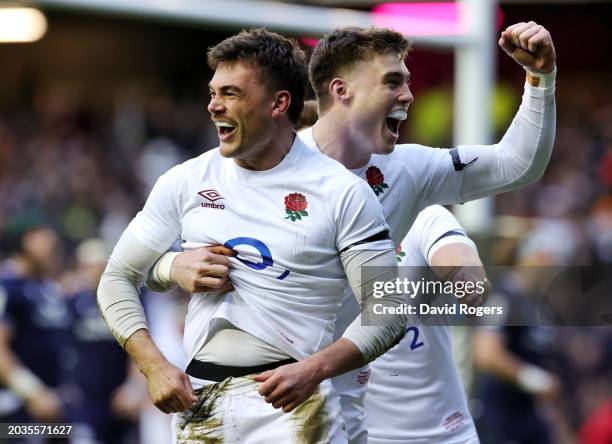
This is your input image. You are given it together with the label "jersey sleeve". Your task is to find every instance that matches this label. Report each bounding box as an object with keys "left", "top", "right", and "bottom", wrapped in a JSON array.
[
  {"left": 456, "top": 75, "right": 556, "bottom": 201},
  {"left": 333, "top": 177, "right": 390, "bottom": 253},
  {"left": 128, "top": 168, "right": 183, "bottom": 253},
  {"left": 403, "top": 205, "right": 475, "bottom": 266},
  {"left": 392, "top": 145, "right": 464, "bottom": 208},
  {"left": 393, "top": 71, "right": 555, "bottom": 206}
]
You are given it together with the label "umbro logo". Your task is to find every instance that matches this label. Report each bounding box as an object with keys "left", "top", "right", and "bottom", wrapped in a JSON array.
[
  {"left": 199, "top": 189, "right": 225, "bottom": 210},
  {"left": 199, "top": 189, "right": 224, "bottom": 202}
]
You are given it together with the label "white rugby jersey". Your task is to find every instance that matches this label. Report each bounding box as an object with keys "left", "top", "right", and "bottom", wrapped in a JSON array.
[
  {"left": 298, "top": 76, "right": 553, "bottom": 442},
  {"left": 301, "top": 128, "right": 466, "bottom": 337},
  {"left": 128, "top": 135, "right": 389, "bottom": 362},
  {"left": 300, "top": 76, "right": 555, "bottom": 337},
  {"left": 365, "top": 205, "right": 479, "bottom": 444}
]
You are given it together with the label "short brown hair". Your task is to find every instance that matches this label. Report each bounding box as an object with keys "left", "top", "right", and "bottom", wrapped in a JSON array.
[
  {"left": 309, "top": 27, "right": 411, "bottom": 111},
  {"left": 208, "top": 28, "right": 308, "bottom": 124}
]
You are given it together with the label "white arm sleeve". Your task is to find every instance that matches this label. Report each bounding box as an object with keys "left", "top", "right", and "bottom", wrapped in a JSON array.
[
  {"left": 97, "top": 228, "right": 163, "bottom": 347},
  {"left": 456, "top": 70, "right": 556, "bottom": 202},
  {"left": 340, "top": 242, "right": 407, "bottom": 364},
  {"left": 98, "top": 165, "right": 183, "bottom": 347},
  {"left": 400, "top": 70, "right": 556, "bottom": 208}
]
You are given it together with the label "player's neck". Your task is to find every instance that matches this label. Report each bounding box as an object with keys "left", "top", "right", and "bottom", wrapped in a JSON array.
[
  {"left": 233, "top": 127, "right": 295, "bottom": 171},
  {"left": 312, "top": 115, "right": 371, "bottom": 169}
]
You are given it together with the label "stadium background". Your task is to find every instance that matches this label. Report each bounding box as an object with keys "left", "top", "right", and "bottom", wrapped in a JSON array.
[{"left": 0, "top": 0, "right": 610, "bottom": 443}]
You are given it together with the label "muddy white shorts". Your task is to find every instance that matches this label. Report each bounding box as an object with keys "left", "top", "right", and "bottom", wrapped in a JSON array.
[{"left": 172, "top": 375, "right": 347, "bottom": 443}]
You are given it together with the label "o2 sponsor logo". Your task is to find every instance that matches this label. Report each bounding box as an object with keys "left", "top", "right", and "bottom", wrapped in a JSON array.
[{"left": 224, "top": 237, "right": 289, "bottom": 280}]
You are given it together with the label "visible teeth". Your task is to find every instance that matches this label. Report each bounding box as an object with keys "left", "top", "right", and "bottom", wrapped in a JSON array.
[
  {"left": 387, "top": 110, "right": 407, "bottom": 121},
  {"left": 215, "top": 122, "right": 235, "bottom": 128}
]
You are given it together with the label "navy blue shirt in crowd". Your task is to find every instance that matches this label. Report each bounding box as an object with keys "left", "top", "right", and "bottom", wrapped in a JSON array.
[
  {"left": 63, "top": 289, "right": 128, "bottom": 398},
  {"left": 60, "top": 289, "right": 134, "bottom": 444},
  {"left": 475, "top": 278, "right": 556, "bottom": 444},
  {"left": 0, "top": 276, "right": 72, "bottom": 388}
]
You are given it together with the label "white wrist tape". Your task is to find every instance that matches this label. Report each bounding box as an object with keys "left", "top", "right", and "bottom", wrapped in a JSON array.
[
  {"left": 147, "top": 251, "right": 180, "bottom": 292},
  {"left": 517, "top": 364, "right": 554, "bottom": 394},
  {"left": 7, "top": 368, "right": 43, "bottom": 399},
  {"left": 525, "top": 65, "right": 557, "bottom": 89},
  {"left": 155, "top": 252, "right": 180, "bottom": 282}
]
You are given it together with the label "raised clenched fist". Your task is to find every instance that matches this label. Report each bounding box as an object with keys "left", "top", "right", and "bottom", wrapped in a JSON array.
[{"left": 499, "top": 21, "right": 556, "bottom": 74}]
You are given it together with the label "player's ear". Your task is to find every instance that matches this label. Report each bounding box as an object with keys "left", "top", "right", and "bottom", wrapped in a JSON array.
[
  {"left": 329, "top": 78, "right": 350, "bottom": 104},
  {"left": 271, "top": 90, "right": 291, "bottom": 118}
]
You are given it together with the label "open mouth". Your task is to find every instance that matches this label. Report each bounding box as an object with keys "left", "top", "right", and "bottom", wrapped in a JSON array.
[
  {"left": 385, "top": 117, "right": 400, "bottom": 135},
  {"left": 385, "top": 109, "right": 407, "bottom": 137},
  {"left": 215, "top": 121, "right": 237, "bottom": 139}
]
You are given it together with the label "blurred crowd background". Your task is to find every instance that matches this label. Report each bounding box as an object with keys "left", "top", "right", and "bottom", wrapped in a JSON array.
[{"left": 0, "top": 1, "right": 611, "bottom": 443}]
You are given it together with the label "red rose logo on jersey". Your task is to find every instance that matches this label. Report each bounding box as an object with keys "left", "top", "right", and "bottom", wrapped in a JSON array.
[
  {"left": 366, "top": 166, "right": 389, "bottom": 196},
  {"left": 284, "top": 193, "right": 308, "bottom": 222},
  {"left": 395, "top": 244, "right": 406, "bottom": 262}
]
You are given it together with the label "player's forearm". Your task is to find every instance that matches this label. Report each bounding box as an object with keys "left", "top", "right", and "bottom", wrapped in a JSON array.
[
  {"left": 299, "top": 338, "right": 364, "bottom": 381},
  {"left": 474, "top": 330, "right": 557, "bottom": 394},
  {"left": 0, "top": 326, "right": 19, "bottom": 383},
  {"left": 97, "top": 229, "right": 163, "bottom": 347},
  {"left": 430, "top": 241, "right": 482, "bottom": 280},
  {"left": 1, "top": 365, "right": 46, "bottom": 401},
  {"left": 473, "top": 330, "right": 522, "bottom": 381},
  {"left": 124, "top": 329, "right": 171, "bottom": 378},
  {"left": 98, "top": 261, "right": 148, "bottom": 346},
  {"left": 459, "top": 68, "right": 556, "bottom": 202},
  {"left": 0, "top": 326, "right": 46, "bottom": 399},
  {"left": 340, "top": 244, "right": 408, "bottom": 364}
]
